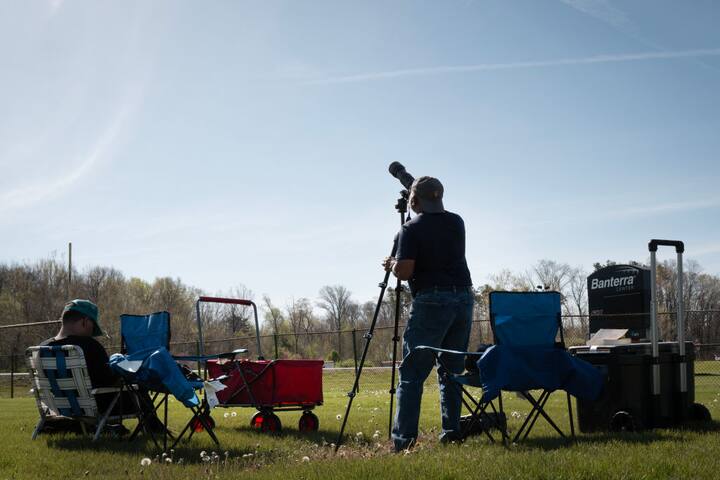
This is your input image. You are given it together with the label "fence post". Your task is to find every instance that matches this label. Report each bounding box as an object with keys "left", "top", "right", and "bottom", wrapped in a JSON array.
[
  {"left": 10, "top": 349, "right": 16, "bottom": 399},
  {"left": 274, "top": 333, "right": 279, "bottom": 359},
  {"left": 352, "top": 328, "right": 359, "bottom": 392}
]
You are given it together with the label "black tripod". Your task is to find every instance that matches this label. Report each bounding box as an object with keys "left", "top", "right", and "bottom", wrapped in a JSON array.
[{"left": 335, "top": 191, "right": 410, "bottom": 452}]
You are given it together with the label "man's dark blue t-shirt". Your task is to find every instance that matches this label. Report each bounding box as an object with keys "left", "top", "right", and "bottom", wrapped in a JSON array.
[{"left": 396, "top": 211, "right": 472, "bottom": 296}]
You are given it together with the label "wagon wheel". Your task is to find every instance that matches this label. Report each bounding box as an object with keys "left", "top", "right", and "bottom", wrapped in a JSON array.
[
  {"left": 298, "top": 412, "right": 319, "bottom": 432},
  {"left": 609, "top": 411, "right": 637, "bottom": 432},
  {"left": 191, "top": 413, "right": 215, "bottom": 432},
  {"left": 250, "top": 411, "right": 282, "bottom": 433}
]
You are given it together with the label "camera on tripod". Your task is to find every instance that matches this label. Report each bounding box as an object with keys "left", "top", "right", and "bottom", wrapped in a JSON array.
[{"left": 334, "top": 162, "right": 418, "bottom": 451}]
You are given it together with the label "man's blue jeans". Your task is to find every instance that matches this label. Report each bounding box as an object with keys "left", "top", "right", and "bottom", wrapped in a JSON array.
[{"left": 391, "top": 288, "right": 474, "bottom": 451}]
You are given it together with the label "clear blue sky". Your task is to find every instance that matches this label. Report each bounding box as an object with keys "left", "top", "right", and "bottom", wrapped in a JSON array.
[{"left": 2, "top": 0, "right": 719, "bottom": 306}]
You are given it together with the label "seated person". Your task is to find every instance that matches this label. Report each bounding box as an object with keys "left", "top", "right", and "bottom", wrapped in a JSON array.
[{"left": 39, "top": 299, "right": 165, "bottom": 433}]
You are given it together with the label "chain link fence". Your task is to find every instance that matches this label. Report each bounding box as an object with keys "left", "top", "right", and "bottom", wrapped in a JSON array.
[{"left": 2, "top": 311, "right": 720, "bottom": 405}]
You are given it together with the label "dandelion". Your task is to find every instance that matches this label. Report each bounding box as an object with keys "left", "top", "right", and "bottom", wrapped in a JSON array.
[
  {"left": 231, "top": 412, "right": 237, "bottom": 417},
  {"left": 336, "top": 414, "right": 342, "bottom": 420},
  {"left": 165, "top": 458, "right": 172, "bottom": 464},
  {"left": 372, "top": 432, "right": 380, "bottom": 440},
  {"left": 200, "top": 451, "right": 207, "bottom": 458},
  {"left": 140, "top": 458, "right": 152, "bottom": 467},
  {"left": 301, "top": 456, "right": 310, "bottom": 463},
  {"left": 224, "top": 412, "right": 229, "bottom": 418}
]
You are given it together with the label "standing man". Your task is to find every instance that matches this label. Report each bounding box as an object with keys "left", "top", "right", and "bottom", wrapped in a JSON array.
[{"left": 383, "top": 176, "right": 474, "bottom": 451}]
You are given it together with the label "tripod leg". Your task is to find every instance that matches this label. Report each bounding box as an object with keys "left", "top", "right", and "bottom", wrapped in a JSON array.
[
  {"left": 387, "top": 281, "right": 404, "bottom": 438},
  {"left": 335, "top": 204, "right": 407, "bottom": 453},
  {"left": 335, "top": 270, "right": 393, "bottom": 452}
]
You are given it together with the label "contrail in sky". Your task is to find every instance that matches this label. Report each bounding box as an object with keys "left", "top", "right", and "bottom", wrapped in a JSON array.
[{"left": 308, "top": 48, "right": 720, "bottom": 84}]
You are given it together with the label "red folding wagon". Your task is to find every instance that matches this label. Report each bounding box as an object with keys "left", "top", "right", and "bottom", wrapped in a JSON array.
[{"left": 195, "top": 296, "right": 323, "bottom": 433}]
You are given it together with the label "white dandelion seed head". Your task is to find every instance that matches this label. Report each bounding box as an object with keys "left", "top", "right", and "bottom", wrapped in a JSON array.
[
  {"left": 336, "top": 414, "right": 342, "bottom": 420},
  {"left": 140, "top": 458, "right": 152, "bottom": 467},
  {"left": 224, "top": 412, "right": 229, "bottom": 418},
  {"left": 231, "top": 412, "right": 237, "bottom": 417},
  {"left": 301, "top": 456, "right": 310, "bottom": 462},
  {"left": 165, "top": 458, "right": 172, "bottom": 464}
]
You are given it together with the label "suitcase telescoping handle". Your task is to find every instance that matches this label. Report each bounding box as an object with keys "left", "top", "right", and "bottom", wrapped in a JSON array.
[
  {"left": 648, "top": 239, "right": 687, "bottom": 399},
  {"left": 195, "top": 296, "right": 264, "bottom": 360}
]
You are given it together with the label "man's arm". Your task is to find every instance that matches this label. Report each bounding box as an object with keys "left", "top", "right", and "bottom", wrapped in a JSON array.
[
  {"left": 382, "top": 257, "right": 415, "bottom": 281},
  {"left": 393, "top": 259, "right": 415, "bottom": 280}
]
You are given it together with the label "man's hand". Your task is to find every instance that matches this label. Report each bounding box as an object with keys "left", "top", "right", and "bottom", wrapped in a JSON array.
[
  {"left": 382, "top": 256, "right": 395, "bottom": 272},
  {"left": 382, "top": 256, "right": 415, "bottom": 280}
]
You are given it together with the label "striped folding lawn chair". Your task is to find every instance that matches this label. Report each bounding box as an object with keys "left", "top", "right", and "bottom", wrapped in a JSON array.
[{"left": 26, "top": 345, "right": 142, "bottom": 441}]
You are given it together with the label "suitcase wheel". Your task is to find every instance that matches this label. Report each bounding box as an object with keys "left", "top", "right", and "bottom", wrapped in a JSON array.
[{"left": 609, "top": 411, "right": 637, "bottom": 432}]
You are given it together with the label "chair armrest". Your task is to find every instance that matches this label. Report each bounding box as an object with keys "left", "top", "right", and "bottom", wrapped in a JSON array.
[
  {"left": 91, "top": 387, "right": 122, "bottom": 395},
  {"left": 414, "top": 346, "right": 481, "bottom": 356},
  {"left": 174, "top": 348, "right": 248, "bottom": 362},
  {"left": 91, "top": 384, "right": 140, "bottom": 395}
]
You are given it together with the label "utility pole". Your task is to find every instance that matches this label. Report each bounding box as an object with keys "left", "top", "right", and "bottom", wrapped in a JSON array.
[{"left": 67, "top": 242, "right": 72, "bottom": 298}]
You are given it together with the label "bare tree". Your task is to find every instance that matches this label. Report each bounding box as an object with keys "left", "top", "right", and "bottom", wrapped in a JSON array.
[
  {"left": 318, "top": 285, "right": 353, "bottom": 359},
  {"left": 286, "top": 297, "right": 313, "bottom": 354},
  {"left": 489, "top": 269, "right": 530, "bottom": 291},
  {"left": 262, "top": 295, "right": 285, "bottom": 335}
]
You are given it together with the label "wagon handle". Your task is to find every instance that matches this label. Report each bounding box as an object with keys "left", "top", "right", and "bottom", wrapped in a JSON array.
[{"left": 196, "top": 296, "right": 264, "bottom": 360}]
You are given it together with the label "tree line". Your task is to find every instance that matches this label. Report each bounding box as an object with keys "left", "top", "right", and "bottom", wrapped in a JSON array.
[{"left": 1, "top": 255, "right": 719, "bottom": 365}]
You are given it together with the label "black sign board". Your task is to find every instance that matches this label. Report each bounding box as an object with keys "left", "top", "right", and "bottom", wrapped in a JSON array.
[{"left": 587, "top": 264, "right": 651, "bottom": 340}]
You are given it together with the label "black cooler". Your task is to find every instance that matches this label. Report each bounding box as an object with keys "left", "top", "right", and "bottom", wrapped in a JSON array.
[
  {"left": 570, "top": 341, "right": 695, "bottom": 431},
  {"left": 572, "top": 240, "right": 710, "bottom": 432}
]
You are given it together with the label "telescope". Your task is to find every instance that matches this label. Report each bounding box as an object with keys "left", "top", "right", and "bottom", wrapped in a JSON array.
[{"left": 388, "top": 162, "right": 415, "bottom": 190}]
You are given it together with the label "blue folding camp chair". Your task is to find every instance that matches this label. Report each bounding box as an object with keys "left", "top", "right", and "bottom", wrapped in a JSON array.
[
  {"left": 112, "top": 311, "right": 238, "bottom": 451},
  {"left": 487, "top": 291, "right": 575, "bottom": 442},
  {"left": 418, "top": 291, "right": 603, "bottom": 444}
]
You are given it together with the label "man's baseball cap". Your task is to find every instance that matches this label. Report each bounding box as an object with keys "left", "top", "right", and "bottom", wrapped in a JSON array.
[
  {"left": 62, "top": 299, "right": 103, "bottom": 337},
  {"left": 411, "top": 176, "right": 445, "bottom": 213}
]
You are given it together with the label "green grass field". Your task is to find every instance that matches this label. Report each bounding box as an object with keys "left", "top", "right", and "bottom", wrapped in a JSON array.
[{"left": 2, "top": 368, "right": 720, "bottom": 480}]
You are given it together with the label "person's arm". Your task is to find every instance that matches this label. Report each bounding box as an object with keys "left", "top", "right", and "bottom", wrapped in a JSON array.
[
  {"left": 388, "top": 225, "right": 417, "bottom": 281},
  {"left": 84, "top": 338, "right": 120, "bottom": 387},
  {"left": 392, "top": 259, "right": 415, "bottom": 280},
  {"left": 382, "top": 256, "right": 414, "bottom": 280}
]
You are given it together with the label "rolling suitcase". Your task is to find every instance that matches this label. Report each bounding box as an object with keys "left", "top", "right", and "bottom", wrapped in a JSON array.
[{"left": 572, "top": 239, "right": 710, "bottom": 431}]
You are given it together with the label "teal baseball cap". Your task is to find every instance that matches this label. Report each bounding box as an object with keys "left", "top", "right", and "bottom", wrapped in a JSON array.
[{"left": 62, "top": 299, "right": 103, "bottom": 337}]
